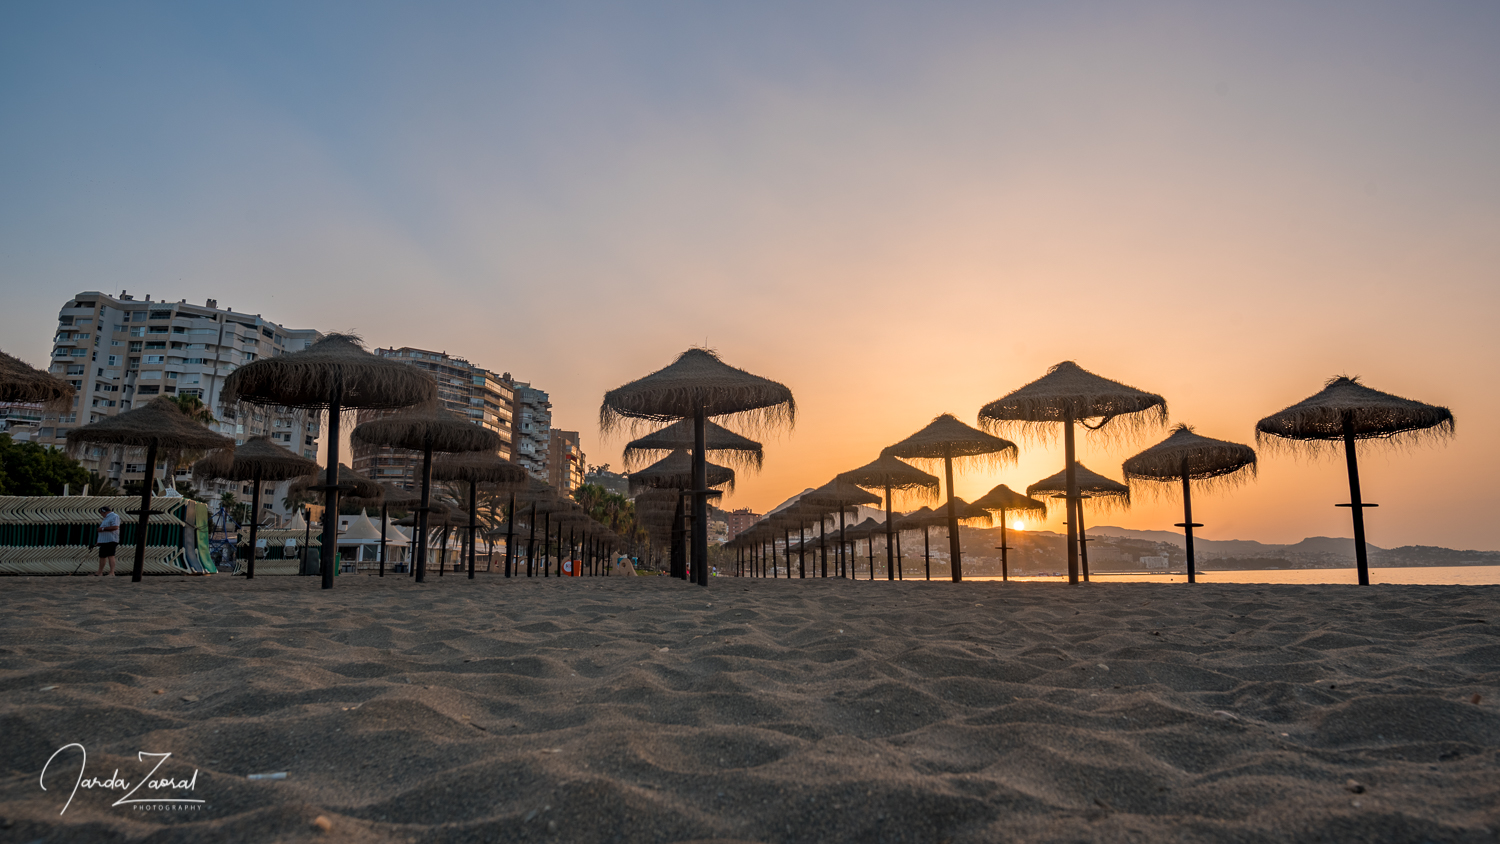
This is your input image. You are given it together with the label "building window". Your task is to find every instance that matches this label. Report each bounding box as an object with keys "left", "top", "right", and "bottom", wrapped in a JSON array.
[
  {"left": 144, "top": 355, "right": 165, "bottom": 364},
  {"left": 137, "top": 386, "right": 160, "bottom": 395}
]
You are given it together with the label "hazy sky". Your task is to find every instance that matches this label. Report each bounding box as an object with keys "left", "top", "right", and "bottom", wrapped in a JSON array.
[{"left": 4, "top": 2, "right": 1498, "bottom": 549}]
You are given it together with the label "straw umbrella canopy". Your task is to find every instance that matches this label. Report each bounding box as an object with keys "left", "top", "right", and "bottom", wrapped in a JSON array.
[
  {"left": 601, "top": 348, "right": 795, "bottom": 587},
  {"left": 883, "top": 414, "right": 1018, "bottom": 582},
  {"left": 1255, "top": 375, "right": 1454, "bottom": 585},
  {"left": 628, "top": 450, "right": 736, "bottom": 493},
  {"left": 65, "top": 396, "right": 235, "bottom": 582},
  {"left": 1028, "top": 462, "right": 1130, "bottom": 582},
  {"left": 978, "top": 361, "right": 1166, "bottom": 584},
  {"left": 623, "top": 418, "right": 765, "bottom": 471},
  {"left": 627, "top": 450, "right": 732, "bottom": 580},
  {"left": 289, "top": 464, "right": 384, "bottom": 502},
  {"left": 838, "top": 452, "right": 939, "bottom": 582},
  {"left": 1123, "top": 424, "right": 1257, "bottom": 583},
  {"left": 222, "top": 334, "right": 436, "bottom": 590},
  {"left": 0, "top": 349, "right": 74, "bottom": 410},
  {"left": 971, "top": 484, "right": 1049, "bottom": 582},
  {"left": 351, "top": 405, "right": 502, "bottom": 583},
  {"left": 433, "top": 452, "right": 528, "bottom": 580},
  {"left": 193, "top": 436, "right": 319, "bottom": 579}
]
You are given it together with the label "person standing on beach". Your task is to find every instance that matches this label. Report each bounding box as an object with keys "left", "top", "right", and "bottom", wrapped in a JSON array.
[{"left": 95, "top": 505, "right": 120, "bottom": 576}]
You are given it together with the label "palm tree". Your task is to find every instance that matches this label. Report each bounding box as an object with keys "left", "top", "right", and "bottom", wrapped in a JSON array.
[
  {"left": 86, "top": 470, "right": 120, "bottom": 496},
  {"left": 170, "top": 393, "right": 218, "bottom": 425}
]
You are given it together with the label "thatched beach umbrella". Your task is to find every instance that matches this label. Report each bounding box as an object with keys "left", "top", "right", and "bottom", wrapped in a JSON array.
[
  {"left": 351, "top": 405, "right": 501, "bottom": 583},
  {"left": 66, "top": 396, "right": 235, "bottom": 582},
  {"left": 972, "top": 484, "right": 1049, "bottom": 581},
  {"left": 433, "top": 451, "right": 528, "bottom": 580},
  {"left": 348, "top": 483, "right": 421, "bottom": 577},
  {"left": 627, "top": 449, "right": 736, "bottom": 493},
  {"left": 628, "top": 450, "right": 733, "bottom": 581},
  {"left": 803, "top": 480, "right": 880, "bottom": 578},
  {"left": 1255, "top": 376, "right": 1454, "bottom": 585},
  {"left": 884, "top": 414, "right": 1018, "bottom": 581},
  {"left": 843, "top": 517, "right": 885, "bottom": 580},
  {"left": 504, "top": 478, "right": 557, "bottom": 577},
  {"left": 979, "top": 361, "right": 1166, "bottom": 584},
  {"left": 1028, "top": 463, "right": 1130, "bottom": 582},
  {"left": 623, "top": 418, "right": 765, "bottom": 471},
  {"left": 1123, "top": 424, "right": 1257, "bottom": 583},
  {"left": 837, "top": 452, "right": 939, "bottom": 582},
  {"left": 601, "top": 348, "right": 795, "bottom": 587},
  {"left": 194, "top": 436, "right": 318, "bottom": 579},
  {"left": 0, "top": 349, "right": 74, "bottom": 410},
  {"left": 289, "top": 464, "right": 384, "bottom": 502},
  {"left": 223, "top": 334, "right": 436, "bottom": 589}
]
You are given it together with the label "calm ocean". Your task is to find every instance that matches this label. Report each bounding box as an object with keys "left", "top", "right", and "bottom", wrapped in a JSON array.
[{"left": 976, "top": 566, "right": 1500, "bottom": 586}]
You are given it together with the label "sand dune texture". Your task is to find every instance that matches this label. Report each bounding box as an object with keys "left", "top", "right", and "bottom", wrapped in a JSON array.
[{"left": 2, "top": 578, "right": 1497, "bottom": 843}]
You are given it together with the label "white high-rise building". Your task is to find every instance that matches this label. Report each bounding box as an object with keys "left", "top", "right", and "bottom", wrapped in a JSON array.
[{"left": 31, "top": 290, "right": 323, "bottom": 523}]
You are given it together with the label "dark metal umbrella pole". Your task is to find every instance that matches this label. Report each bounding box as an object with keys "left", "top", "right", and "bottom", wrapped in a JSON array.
[
  {"left": 129, "top": 441, "right": 160, "bottom": 583},
  {"left": 1341, "top": 414, "right": 1375, "bottom": 586},
  {"left": 319, "top": 380, "right": 343, "bottom": 590}
]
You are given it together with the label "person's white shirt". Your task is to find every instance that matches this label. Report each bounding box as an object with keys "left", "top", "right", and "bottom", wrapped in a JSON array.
[{"left": 97, "top": 512, "right": 121, "bottom": 544}]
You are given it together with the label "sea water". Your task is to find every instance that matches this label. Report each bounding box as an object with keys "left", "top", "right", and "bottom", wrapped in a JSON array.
[{"left": 974, "top": 566, "right": 1500, "bottom": 586}]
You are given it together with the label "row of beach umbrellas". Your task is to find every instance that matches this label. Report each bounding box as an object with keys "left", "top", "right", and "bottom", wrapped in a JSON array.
[
  {"left": 0, "top": 336, "right": 639, "bottom": 584},
  {"left": 725, "top": 361, "right": 1453, "bottom": 586},
  {"left": 2, "top": 343, "right": 1455, "bottom": 588}
]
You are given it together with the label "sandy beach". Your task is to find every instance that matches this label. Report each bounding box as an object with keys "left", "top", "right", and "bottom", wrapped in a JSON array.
[{"left": 2, "top": 576, "right": 1497, "bottom": 843}]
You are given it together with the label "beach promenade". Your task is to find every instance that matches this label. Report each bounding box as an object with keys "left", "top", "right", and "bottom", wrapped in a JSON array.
[{"left": 3, "top": 577, "right": 1496, "bottom": 843}]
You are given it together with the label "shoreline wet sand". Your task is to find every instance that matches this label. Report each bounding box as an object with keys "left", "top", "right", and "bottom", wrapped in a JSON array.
[{"left": 2, "top": 577, "right": 1497, "bottom": 843}]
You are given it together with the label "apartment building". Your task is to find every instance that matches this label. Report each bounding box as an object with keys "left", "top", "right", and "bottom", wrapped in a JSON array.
[
  {"left": 502, "top": 376, "right": 552, "bottom": 482},
  {"left": 351, "top": 348, "right": 515, "bottom": 489},
  {"left": 724, "top": 508, "right": 760, "bottom": 541},
  {"left": 34, "top": 291, "right": 322, "bottom": 520},
  {"left": 547, "top": 429, "right": 586, "bottom": 494}
]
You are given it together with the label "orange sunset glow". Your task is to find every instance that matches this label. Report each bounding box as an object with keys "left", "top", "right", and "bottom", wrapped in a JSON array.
[{"left": 3, "top": 3, "right": 1495, "bottom": 550}]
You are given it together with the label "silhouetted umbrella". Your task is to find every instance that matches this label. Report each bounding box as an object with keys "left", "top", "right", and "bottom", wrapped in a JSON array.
[
  {"left": 843, "top": 516, "right": 885, "bottom": 580},
  {"left": 623, "top": 418, "right": 765, "bottom": 471},
  {"left": 0, "top": 349, "right": 74, "bottom": 410},
  {"left": 838, "top": 453, "right": 939, "bottom": 582},
  {"left": 348, "top": 482, "right": 421, "bottom": 577},
  {"left": 601, "top": 348, "right": 795, "bottom": 587},
  {"left": 224, "top": 334, "right": 436, "bottom": 589},
  {"left": 1123, "top": 424, "right": 1256, "bottom": 583},
  {"left": 884, "top": 414, "right": 1017, "bottom": 581},
  {"left": 979, "top": 361, "right": 1165, "bottom": 584},
  {"left": 1028, "top": 462, "right": 1130, "bottom": 581},
  {"left": 1255, "top": 376, "right": 1454, "bottom": 585},
  {"left": 803, "top": 479, "right": 880, "bottom": 578},
  {"left": 289, "top": 464, "right": 384, "bottom": 502},
  {"left": 194, "top": 436, "right": 319, "bottom": 579},
  {"left": 352, "top": 405, "right": 501, "bottom": 583},
  {"left": 627, "top": 450, "right": 733, "bottom": 580},
  {"left": 433, "top": 451, "right": 527, "bottom": 579},
  {"left": 66, "top": 396, "right": 235, "bottom": 582},
  {"left": 971, "top": 484, "right": 1048, "bottom": 581},
  {"left": 894, "top": 506, "right": 938, "bottom": 580},
  {"left": 627, "top": 449, "right": 736, "bottom": 493}
]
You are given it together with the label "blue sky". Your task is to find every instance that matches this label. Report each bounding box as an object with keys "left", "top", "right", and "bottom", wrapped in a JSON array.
[{"left": 4, "top": 2, "right": 1498, "bottom": 547}]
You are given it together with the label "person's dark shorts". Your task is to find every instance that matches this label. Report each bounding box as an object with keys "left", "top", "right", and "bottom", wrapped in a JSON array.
[{"left": 98, "top": 542, "right": 118, "bottom": 558}]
